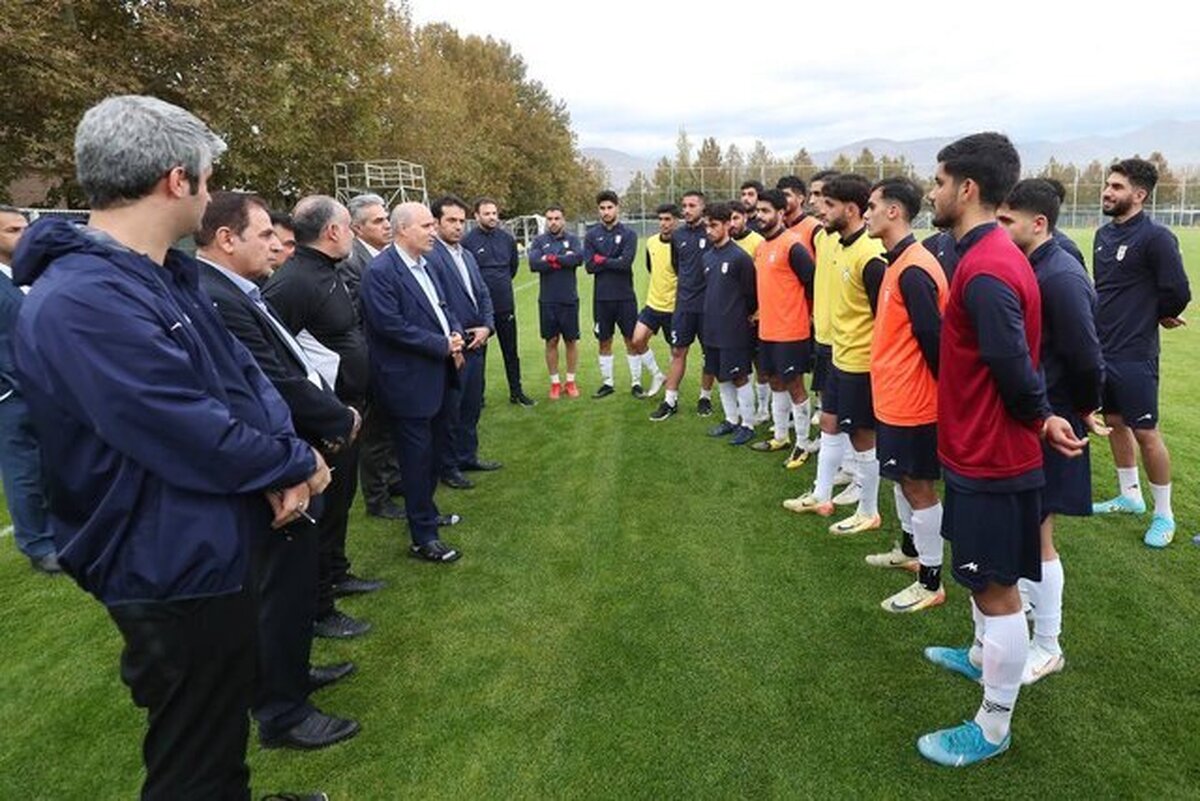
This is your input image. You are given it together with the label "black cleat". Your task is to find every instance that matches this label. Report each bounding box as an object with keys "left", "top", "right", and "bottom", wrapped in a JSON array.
[
  {"left": 649, "top": 401, "right": 678, "bottom": 422},
  {"left": 592, "top": 383, "right": 615, "bottom": 399},
  {"left": 696, "top": 397, "right": 713, "bottom": 416}
]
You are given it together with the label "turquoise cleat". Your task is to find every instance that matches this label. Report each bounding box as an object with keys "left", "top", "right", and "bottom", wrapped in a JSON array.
[
  {"left": 1092, "top": 495, "right": 1147, "bottom": 515},
  {"left": 1143, "top": 514, "right": 1176, "bottom": 548},
  {"left": 924, "top": 646, "right": 983, "bottom": 684},
  {"left": 917, "top": 720, "right": 1011, "bottom": 767}
]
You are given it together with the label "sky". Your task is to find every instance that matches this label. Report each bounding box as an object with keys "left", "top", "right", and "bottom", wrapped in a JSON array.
[{"left": 408, "top": 0, "right": 1200, "bottom": 161}]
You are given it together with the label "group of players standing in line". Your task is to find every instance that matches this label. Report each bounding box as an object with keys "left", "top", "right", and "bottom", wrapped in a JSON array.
[{"left": 523, "top": 133, "right": 1190, "bottom": 767}]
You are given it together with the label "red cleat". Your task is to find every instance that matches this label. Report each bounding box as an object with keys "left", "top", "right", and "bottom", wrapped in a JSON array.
[
  {"left": 565, "top": 381, "right": 580, "bottom": 398},
  {"left": 549, "top": 382, "right": 562, "bottom": 400}
]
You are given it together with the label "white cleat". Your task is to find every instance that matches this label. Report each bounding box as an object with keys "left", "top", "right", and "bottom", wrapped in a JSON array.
[
  {"left": 832, "top": 468, "right": 855, "bottom": 487},
  {"left": 832, "top": 481, "right": 862, "bottom": 506},
  {"left": 1022, "top": 643, "right": 1065, "bottom": 685}
]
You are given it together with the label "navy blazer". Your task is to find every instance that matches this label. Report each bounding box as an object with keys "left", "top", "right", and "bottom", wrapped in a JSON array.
[
  {"left": 360, "top": 245, "right": 463, "bottom": 420},
  {"left": 426, "top": 239, "right": 496, "bottom": 334}
]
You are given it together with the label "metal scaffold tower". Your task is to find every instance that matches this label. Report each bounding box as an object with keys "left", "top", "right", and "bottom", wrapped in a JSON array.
[{"left": 334, "top": 159, "right": 428, "bottom": 207}]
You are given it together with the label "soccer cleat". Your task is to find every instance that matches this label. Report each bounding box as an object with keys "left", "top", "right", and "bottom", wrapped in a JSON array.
[
  {"left": 810, "top": 410, "right": 821, "bottom": 426},
  {"left": 1092, "top": 494, "right": 1147, "bottom": 515},
  {"left": 783, "top": 444, "right": 810, "bottom": 469},
  {"left": 881, "top": 581, "right": 946, "bottom": 613},
  {"left": 753, "top": 408, "right": 771, "bottom": 426},
  {"left": 1022, "top": 643, "right": 1066, "bottom": 685},
  {"left": 549, "top": 382, "right": 562, "bottom": 400},
  {"left": 708, "top": 420, "right": 738, "bottom": 437},
  {"left": 565, "top": 381, "right": 580, "bottom": 398},
  {"left": 729, "top": 425, "right": 756, "bottom": 446},
  {"left": 751, "top": 437, "right": 790, "bottom": 453},
  {"left": 696, "top": 397, "right": 713, "bottom": 416},
  {"left": 832, "top": 467, "right": 854, "bottom": 487},
  {"left": 865, "top": 543, "right": 919, "bottom": 571},
  {"left": 649, "top": 401, "right": 677, "bottom": 422},
  {"left": 923, "top": 646, "right": 983, "bottom": 684},
  {"left": 592, "top": 383, "right": 615, "bottom": 399},
  {"left": 646, "top": 373, "right": 665, "bottom": 398},
  {"left": 1143, "top": 514, "right": 1176, "bottom": 548},
  {"left": 803, "top": 438, "right": 821, "bottom": 454},
  {"left": 631, "top": 383, "right": 645, "bottom": 399},
  {"left": 832, "top": 481, "right": 862, "bottom": 506},
  {"left": 829, "top": 511, "right": 881, "bottom": 535},
  {"left": 917, "top": 720, "right": 1010, "bottom": 767},
  {"left": 782, "top": 492, "right": 834, "bottom": 516}
]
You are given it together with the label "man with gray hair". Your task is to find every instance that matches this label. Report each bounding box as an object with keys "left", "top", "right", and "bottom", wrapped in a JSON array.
[
  {"left": 11, "top": 95, "right": 330, "bottom": 800},
  {"left": 338, "top": 193, "right": 405, "bottom": 521},
  {"left": 265, "top": 195, "right": 383, "bottom": 639}
]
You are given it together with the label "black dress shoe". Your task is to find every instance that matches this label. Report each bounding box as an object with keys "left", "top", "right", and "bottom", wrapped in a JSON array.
[
  {"left": 409, "top": 540, "right": 462, "bottom": 563},
  {"left": 333, "top": 574, "right": 385, "bottom": 597},
  {"left": 388, "top": 480, "right": 405, "bottom": 497},
  {"left": 461, "top": 458, "right": 502, "bottom": 472},
  {"left": 260, "top": 709, "right": 360, "bottom": 750},
  {"left": 30, "top": 553, "right": 63, "bottom": 574},
  {"left": 261, "top": 793, "right": 329, "bottom": 801},
  {"left": 441, "top": 472, "right": 475, "bottom": 490},
  {"left": 366, "top": 500, "right": 406, "bottom": 520},
  {"left": 510, "top": 391, "right": 536, "bottom": 407},
  {"left": 436, "top": 513, "right": 462, "bottom": 527},
  {"left": 313, "top": 610, "right": 371, "bottom": 639},
  {"left": 309, "top": 661, "right": 356, "bottom": 692}
]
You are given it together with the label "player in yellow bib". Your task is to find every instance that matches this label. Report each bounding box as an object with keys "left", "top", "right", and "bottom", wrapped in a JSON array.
[{"left": 629, "top": 203, "right": 677, "bottom": 398}]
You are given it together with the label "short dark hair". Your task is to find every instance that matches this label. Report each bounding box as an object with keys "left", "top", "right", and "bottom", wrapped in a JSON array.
[
  {"left": 269, "top": 210, "right": 293, "bottom": 230},
  {"left": 740, "top": 179, "right": 765, "bottom": 193},
  {"left": 1110, "top": 158, "right": 1159, "bottom": 194},
  {"left": 1043, "top": 178, "right": 1067, "bottom": 203},
  {"left": 544, "top": 204, "right": 565, "bottom": 215},
  {"left": 430, "top": 194, "right": 469, "bottom": 220},
  {"left": 704, "top": 202, "right": 734, "bottom": 223},
  {"left": 473, "top": 196, "right": 498, "bottom": 214},
  {"left": 776, "top": 175, "right": 807, "bottom": 195},
  {"left": 936, "top": 132, "right": 1021, "bottom": 208},
  {"left": 810, "top": 169, "right": 840, "bottom": 185},
  {"left": 596, "top": 189, "right": 620, "bottom": 206},
  {"left": 870, "top": 177, "right": 924, "bottom": 222},
  {"left": 758, "top": 188, "right": 788, "bottom": 212},
  {"left": 0, "top": 204, "right": 26, "bottom": 219},
  {"left": 730, "top": 199, "right": 751, "bottom": 214},
  {"left": 824, "top": 174, "right": 873, "bottom": 215},
  {"left": 655, "top": 203, "right": 680, "bottom": 217},
  {"left": 196, "top": 191, "right": 270, "bottom": 247},
  {"left": 1004, "top": 179, "right": 1061, "bottom": 229},
  {"left": 682, "top": 189, "right": 705, "bottom": 202}
]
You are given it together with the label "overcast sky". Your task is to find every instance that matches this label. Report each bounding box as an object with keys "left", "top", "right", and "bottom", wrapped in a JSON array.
[{"left": 409, "top": 0, "right": 1200, "bottom": 159}]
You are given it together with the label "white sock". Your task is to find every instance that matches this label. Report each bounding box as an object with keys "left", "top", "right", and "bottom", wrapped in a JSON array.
[
  {"left": 700, "top": 387, "right": 713, "bottom": 401},
  {"left": 627, "top": 354, "right": 642, "bottom": 387},
  {"left": 1118, "top": 466, "right": 1142, "bottom": 502},
  {"left": 599, "top": 354, "right": 614, "bottom": 386},
  {"left": 641, "top": 350, "right": 662, "bottom": 378},
  {"left": 853, "top": 447, "right": 880, "bottom": 517},
  {"left": 756, "top": 381, "right": 770, "bottom": 413},
  {"left": 1149, "top": 481, "right": 1173, "bottom": 520},
  {"left": 840, "top": 433, "right": 856, "bottom": 476},
  {"left": 911, "top": 503, "right": 943, "bottom": 568},
  {"left": 771, "top": 391, "right": 792, "bottom": 442},
  {"left": 665, "top": 389, "right": 679, "bottom": 407},
  {"left": 550, "top": 373, "right": 561, "bottom": 385},
  {"left": 1030, "top": 558, "right": 1064, "bottom": 655},
  {"left": 566, "top": 372, "right": 576, "bottom": 383},
  {"left": 814, "top": 432, "right": 845, "bottom": 502},
  {"left": 975, "top": 610, "right": 1028, "bottom": 745},
  {"left": 737, "top": 382, "right": 756, "bottom": 427},
  {"left": 893, "top": 484, "right": 914, "bottom": 534},
  {"left": 969, "top": 598, "right": 986, "bottom": 667},
  {"left": 718, "top": 382, "right": 739, "bottom": 425},
  {"left": 792, "top": 399, "right": 811, "bottom": 446}
]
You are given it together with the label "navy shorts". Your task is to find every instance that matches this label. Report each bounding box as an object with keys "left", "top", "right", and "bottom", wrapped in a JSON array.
[
  {"left": 704, "top": 346, "right": 753, "bottom": 382},
  {"left": 943, "top": 485, "right": 1042, "bottom": 592},
  {"left": 637, "top": 306, "right": 674, "bottom": 343},
  {"left": 811, "top": 342, "right": 833, "bottom": 393},
  {"left": 1102, "top": 358, "right": 1159, "bottom": 429},
  {"left": 594, "top": 298, "right": 638, "bottom": 341},
  {"left": 671, "top": 309, "right": 704, "bottom": 348},
  {"left": 539, "top": 302, "right": 579, "bottom": 341},
  {"left": 1042, "top": 408, "right": 1091, "bottom": 518},
  {"left": 877, "top": 421, "right": 941, "bottom": 482},
  {"left": 822, "top": 366, "right": 875, "bottom": 432},
  {"left": 758, "top": 339, "right": 812, "bottom": 381}
]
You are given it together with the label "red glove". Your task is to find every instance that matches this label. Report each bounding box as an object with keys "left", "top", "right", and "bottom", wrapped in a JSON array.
[
  {"left": 546, "top": 253, "right": 560, "bottom": 270},
  {"left": 592, "top": 254, "right": 607, "bottom": 266}
]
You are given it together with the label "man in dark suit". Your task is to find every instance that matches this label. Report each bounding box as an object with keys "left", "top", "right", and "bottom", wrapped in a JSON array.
[
  {"left": 196, "top": 191, "right": 360, "bottom": 751},
  {"left": 265, "top": 195, "right": 382, "bottom": 639},
  {"left": 338, "top": 193, "right": 404, "bottom": 520},
  {"left": 360, "top": 202, "right": 465, "bottom": 563},
  {"left": 428, "top": 195, "right": 502, "bottom": 489}
]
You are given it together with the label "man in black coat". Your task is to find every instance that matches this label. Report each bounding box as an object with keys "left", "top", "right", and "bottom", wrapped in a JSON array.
[{"left": 196, "top": 192, "right": 361, "bottom": 751}]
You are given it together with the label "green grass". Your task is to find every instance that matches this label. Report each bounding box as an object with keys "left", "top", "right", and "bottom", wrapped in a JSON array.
[{"left": 2, "top": 229, "right": 1200, "bottom": 798}]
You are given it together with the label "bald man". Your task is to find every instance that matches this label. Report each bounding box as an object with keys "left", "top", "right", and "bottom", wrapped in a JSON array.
[{"left": 360, "top": 203, "right": 466, "bottom": 563}]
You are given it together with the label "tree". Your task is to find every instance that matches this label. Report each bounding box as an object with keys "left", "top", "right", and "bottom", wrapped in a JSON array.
[{"left": 695, "top": 136, "right": 724, "bottom": 196}]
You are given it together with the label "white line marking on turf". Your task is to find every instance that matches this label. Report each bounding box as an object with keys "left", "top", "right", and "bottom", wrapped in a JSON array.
[
  {"left": 0, "top": 525, "right": 12, "bottom": 538},
  {"left": 513, "top": 278, "right": 538, "bottom": 293}
]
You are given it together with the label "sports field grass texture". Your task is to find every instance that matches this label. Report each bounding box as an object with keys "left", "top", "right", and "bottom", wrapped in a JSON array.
[{"left": 1, "top": 229, "right": 1198, "bottom": 799}]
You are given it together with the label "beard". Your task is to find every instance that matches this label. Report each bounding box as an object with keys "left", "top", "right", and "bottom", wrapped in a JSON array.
[{"left": 1102, "top": 197, "right": 1132, "bottom": 218}]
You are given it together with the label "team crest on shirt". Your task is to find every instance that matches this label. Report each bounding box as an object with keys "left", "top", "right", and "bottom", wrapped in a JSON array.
[
  {"left": 615, "top": 235, "right": 622, "bottom": 245},
  {"left": 721, "top": 262, "right": 729, "bottom": 274},
  {"left": 1116, "top": 244, "right": 1128, "bottom": 261},
  {"left": 699, "top": 240, "right": 706, "bottom": 249}
]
